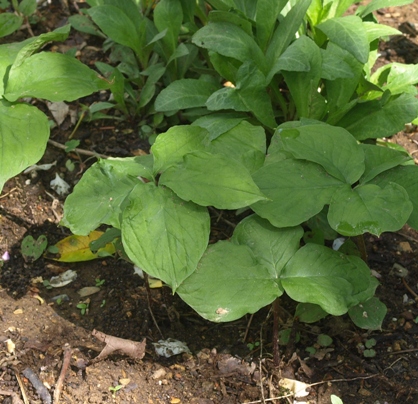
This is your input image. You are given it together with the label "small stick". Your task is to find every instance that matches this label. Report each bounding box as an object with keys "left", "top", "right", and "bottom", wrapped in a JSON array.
[
  {"left": 144, "top": 273, "right": 164, "bottom": 339},
  {"left": 402, "top": 278, "right": 418, "bottom": 298},
  {"left": 22, "top": 368, "right": 51, "bottom": 404},
  {"left": 13, "top": 369, "right": 29, "bottom": 404},
  {"left": 242, "top": 313, "right": 254, "bottom": 343},
  {"left": 48, "top": 139, "right": 109, "bottom": 159},
  {"left": 53, "top": 345, "right": 72, "bottom": 404}
]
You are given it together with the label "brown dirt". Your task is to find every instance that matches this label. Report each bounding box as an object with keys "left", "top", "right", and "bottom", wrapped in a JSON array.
[{"left": 1, "top": 1, "right": 418, "bottom": 403}]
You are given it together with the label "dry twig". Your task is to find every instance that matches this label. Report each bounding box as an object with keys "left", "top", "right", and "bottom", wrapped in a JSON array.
[{"left": 53, "top": 345, "right": 72, "bottom": 404}]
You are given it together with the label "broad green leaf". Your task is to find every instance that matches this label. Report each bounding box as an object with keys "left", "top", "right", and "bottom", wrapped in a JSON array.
[
  {"left": 192, "top": 22, "right": 266, "bottom": 73},
  {"left": 281, "top": 244, "right": 373, "bottom": 315},
  {"left": 328, "top": 183, "right": 412, "bottom": 236},
  {"left": 52, "top": 231, "right": 115, "bottom": 262},
  {"left": 281, "top": 37, "right": 325, "bottom": 120},
  {"left": 356, "top": 0, "right": 414, "bottom": 18},
  {"left": 348, "top": 297, "right": 387, "bottom": 330},
  {"left": 206, "top": 61, "right": 276, "bottom": 128},
  {"left": 154, "top": 0, "right": 183, "bottom": 57},
  {"left": 295, "top": 303, "right": 328, "bottom": 323},
  {"left": 138, "top": 63, "right": 166, "bottom": 108},
  {"left": 265, "top": 0, "right": 311, "bottom": 75},
  {"left": 0, "top": 102, "right": 49, "bottom": 193},
  {"left": 370, "top": 165, "right": 418, "bottom": 230},
  {"left": 160, "top": 151, "right": 267, "bottom": 209},
  {"left": 208, "top": 120, "right": 266, "bottom": 173},
  {"left": 320, "top": 48, "right": 354, "bottom": 80},
  {"left": 154, "top": 79, "right": 220, "bottom": 111},
  {"left": 88, "top": 5, "right": 142, "bottom": 56},
  {"left": 251, "top": 160, "right": 345, "bottom": 227},
  {"left": 151, "top": 125, "right": 209, "bottom": 173},
  {"left": 122, "top": 183, "right": 210, "bottom": 291},
  {"left": 336, "top": 93, "right": 418, "bottom": 140},
  {"left": 256, "top": 0, "right": 286, "bottom": 51},
  {"left": 359, "top": 144, "right": 412, "bottom": 183},
  {"left": 231, "top": 214, "right": 303, "bottom": 280},
  {"left": 192, "top": 112, "right": 246, "bottom": 140},
  {"left": 5, "top": 52, "right": 110, "bottom": 102},
  {"left": 62, "top": 158, "right": 148, "bottom": 235},
  {"left": 0, "top": 14, "right": 23, "bottom": 38},
  {"left": 177, "top": 241, "right": 280, "bottom": 322},
  {"left": 317, "top": 16, "right": 369, "bottom": 63},
  {"left": 279, "top": 124, "right": 365, "bottom": 184}
]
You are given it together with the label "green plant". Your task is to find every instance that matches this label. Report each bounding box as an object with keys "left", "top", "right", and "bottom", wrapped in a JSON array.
[
  {"left": 95, "top": 278, "right": 105, "bottom": 287},
  {"left": 69, "top": 0, "right": 210, "bottom": 136},
  {"left": 108, "top": 384, "right": 123, "bottom": 398},
  {"left": 76, "top": 300, "right": 90, "bottom": 315},
  {"left": 42, "top": 280, "right": 53, "bottom": 290},
  {"left": 63, "top": 0, "right": 418, "bottom": 346},
  {"left": 0, "top": 25, "right": 110, "bottom": 193},
  {"left": 331, "top": 395, "right": 344, "bottom": 404}
]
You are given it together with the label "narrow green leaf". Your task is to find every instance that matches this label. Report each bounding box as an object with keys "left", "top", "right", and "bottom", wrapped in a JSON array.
[
  {"left": 62, "top": 157, "right": 150, "bottom": 235},
  {"left": 5, "top": 52, "right": 110, "bottom": 102},
  {"left": 317, "top": 16, "right": 369, "bottom": 63},
  {"left": 359, "top": 144, "right": 412, "bottom": 183},
  {"left": 151, "top": 125, "right": 209, "bottom": 173},
  {"left": 279, "top": 124, "right": 365, "bottom": 184},
  {"left": 177, "top": 241, "right": 280, "bottom": 322},
  {"left": 18, "top": 0, "right": 37, "bottom": 16},
  {"left": 154, "top": 0, "right": 183, "bottom": 57},
  {"left": 363, "top": 22, "right": 401, "bottom": 43},
  {"left": 209, "top": 10, "right": 253, "bottom": 37},
  {"left": 370, "top": 165, "right": 418, "bottom": 230},
  {"left": 231, "top": 214, "right": 303, "bottom": 280},
  {"left": 122, "top": 183, "right": 210, "bottom": 291},
  {"left": 356, "top": 0, "right": 413, "bottom": 18},
  {"left": 192, "top": 22, "right": 266, "bottom": 73},
  {"left": 69, "top": 14, "right": 106, "bottom": 38},
  {"left": 251, "top": 160, "right": 345, "bottom": 227},
  {"left": 281, "top": 244, "right": 373, "bottom": 315},
  {"left": 154, "top": 79, "right": 220, "bottom": 111},
  {"left": 336, "top": 93, "right": 418, "bottom": 140},
  {"left": 88, "top": 5, "right": 142, "bottom": 56},
  {"left": 265, "top": 0, "right": 311, "bottom": 73},
  {"left": 160, "top": 151, "right": 267, "bottom": 209},
  {"left": 0, "top": 102, "right": 49, "bottom": 193},
  {"left": 256, "top": 0, "right": 286, "bottom": 51},
  {"left": 0, "top": 14, "right": 23, "bottom": 38},
  {"left": 280, "top": 37, "right": 325, "bottom": 119},
  {"left": 328, "top": 183, "right": 413, "bottom": 236}
]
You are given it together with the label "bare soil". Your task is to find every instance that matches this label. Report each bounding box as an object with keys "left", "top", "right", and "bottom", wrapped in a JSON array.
[{"left": 1, "top": 1, "right": 418, "bottom": 403}]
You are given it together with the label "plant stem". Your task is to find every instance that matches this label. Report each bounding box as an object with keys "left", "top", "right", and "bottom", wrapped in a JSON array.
[
  {"left": 272, "top": 297, "right": 281, "bottom": 367},
  {"left": 353, "top": 234, "right": 368, "bottom": 263}
]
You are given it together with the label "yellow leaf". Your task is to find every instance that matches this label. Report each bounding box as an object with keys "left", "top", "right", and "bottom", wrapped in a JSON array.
[
  {"left": 52, "top": 231, "right": 115, "bottom": 262},
  {"left": 149, "top": 278, "right": 163, "bottom": 288}
]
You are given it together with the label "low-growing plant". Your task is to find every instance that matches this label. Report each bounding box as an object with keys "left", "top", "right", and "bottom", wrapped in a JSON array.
[
  {"left": 0, "top": 0, "right": 38, "bottom": 38},
  {"left": 0, "top": 24, "right": 110, "bottom": 192}
]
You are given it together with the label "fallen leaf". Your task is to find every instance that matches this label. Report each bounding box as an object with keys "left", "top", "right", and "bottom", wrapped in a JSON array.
[{"left": 51, "top": 231, "right": 115, "bottom": 262}]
